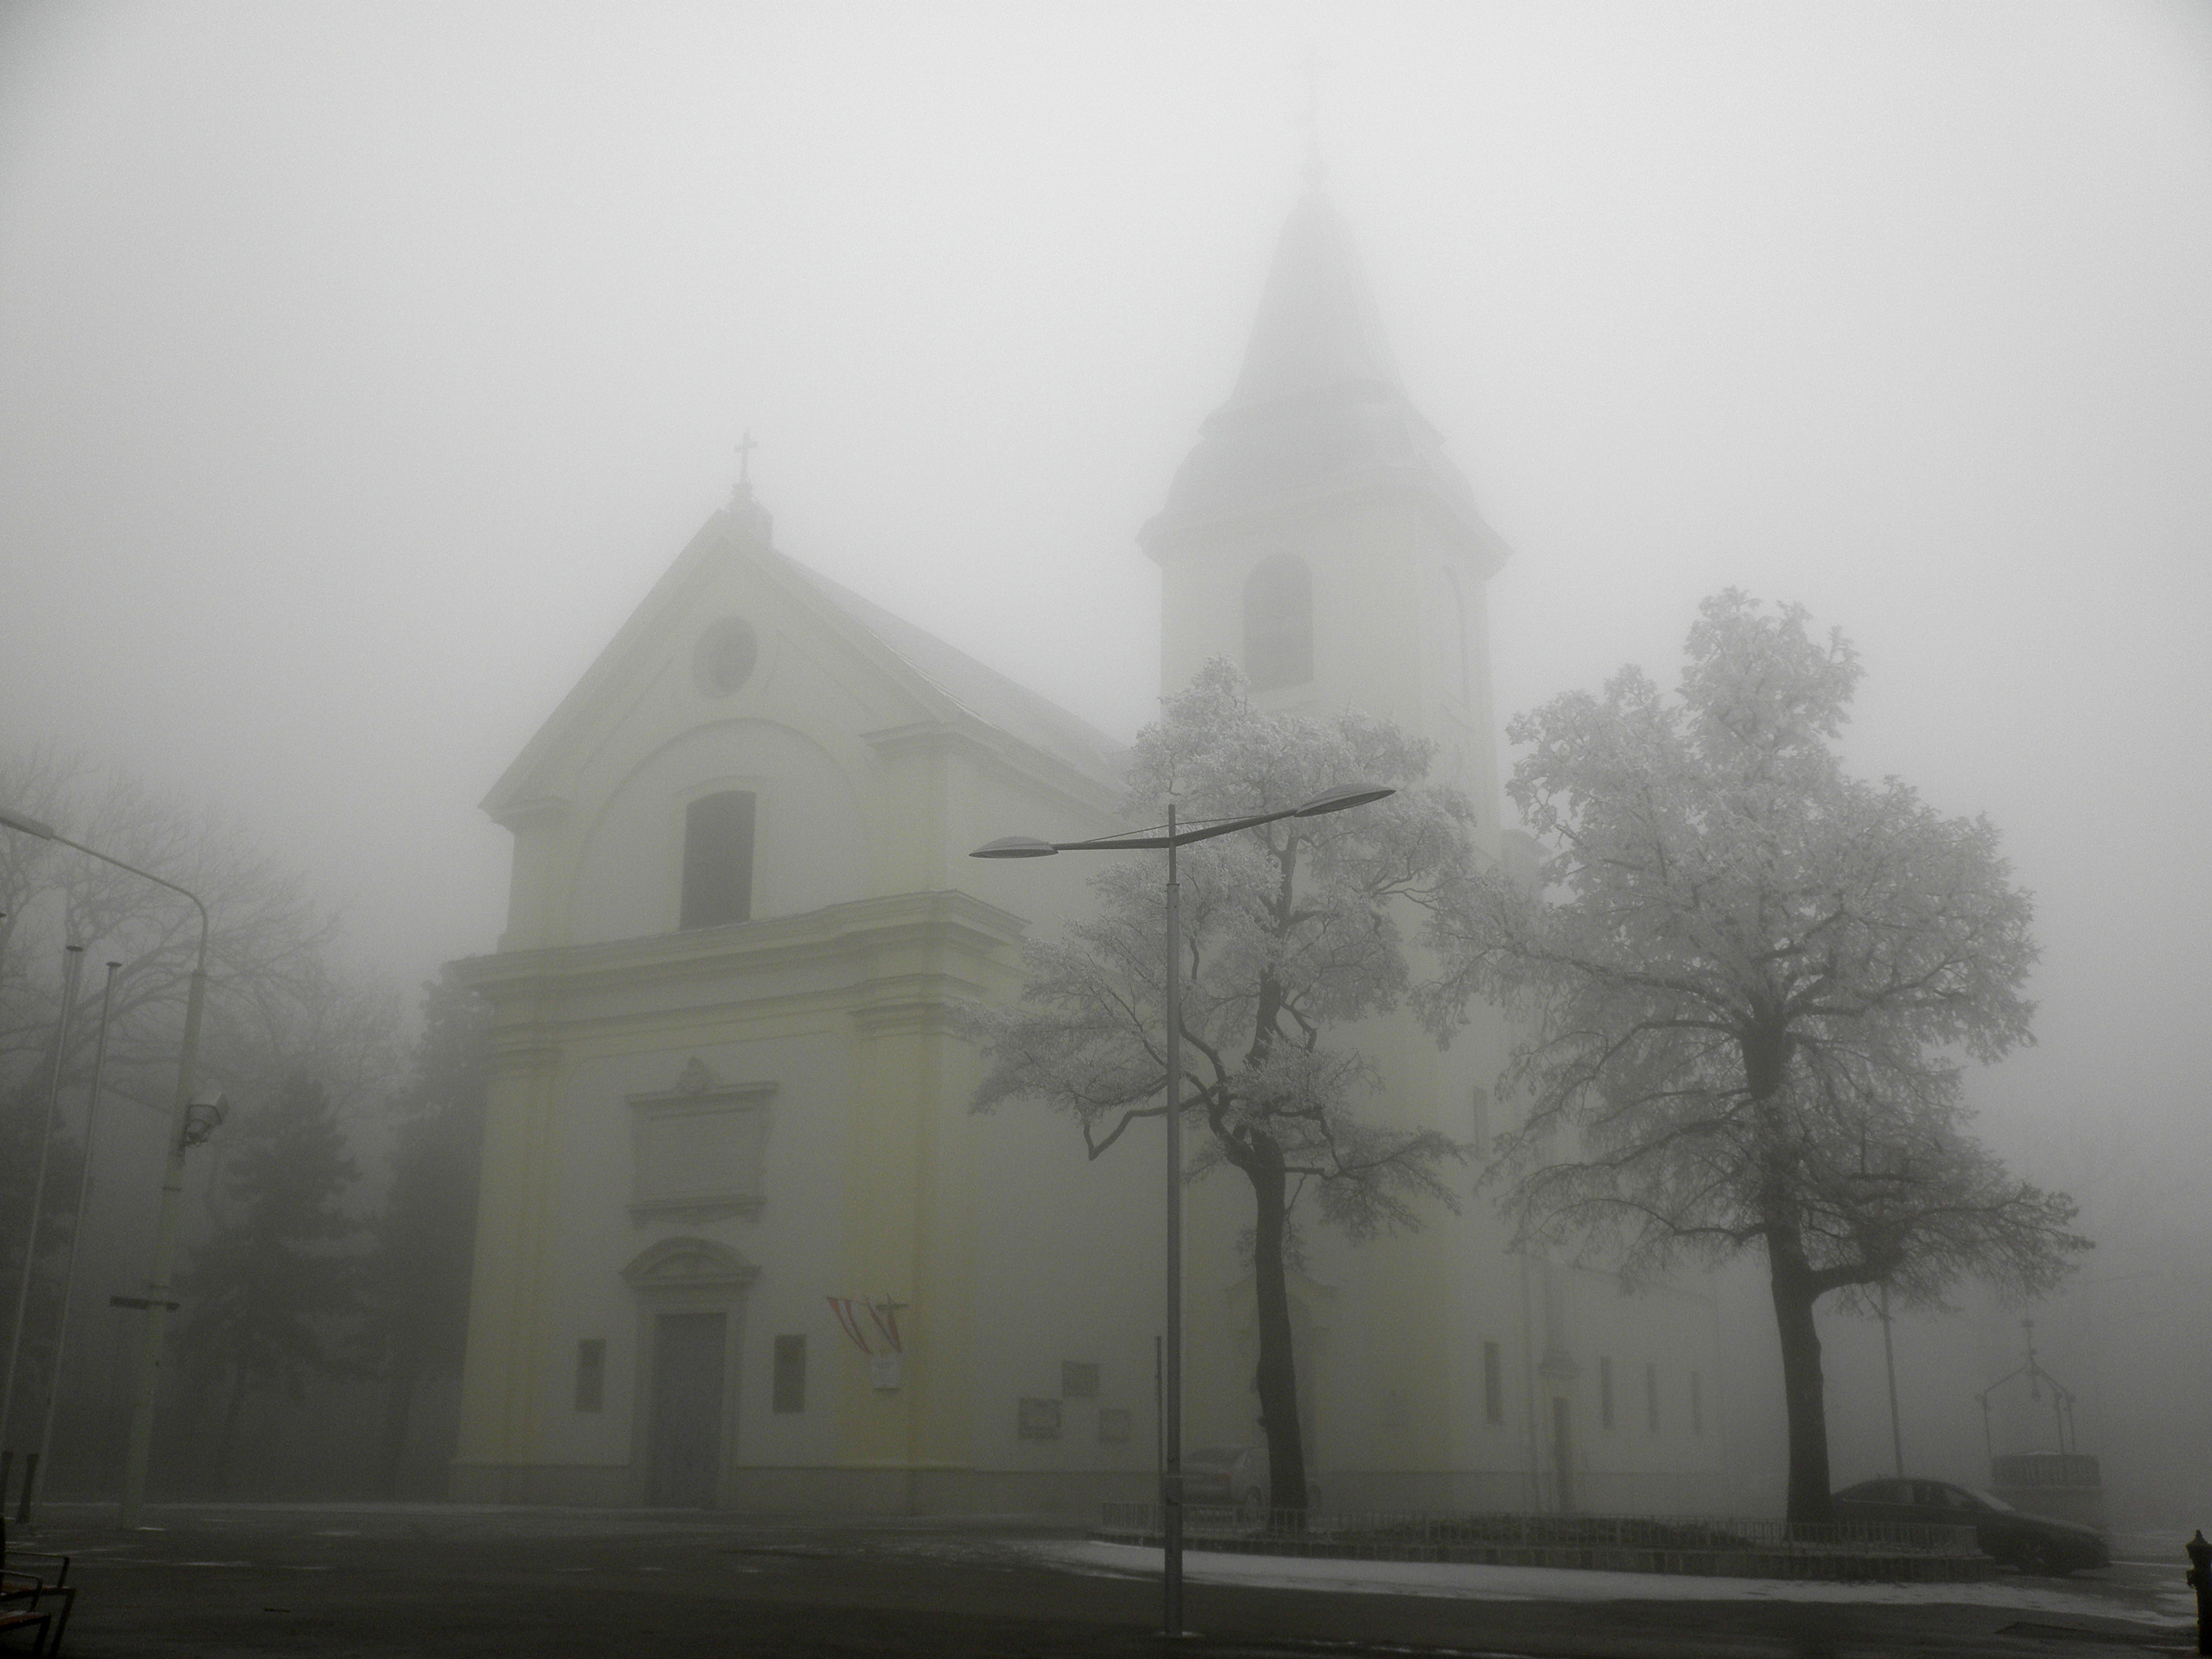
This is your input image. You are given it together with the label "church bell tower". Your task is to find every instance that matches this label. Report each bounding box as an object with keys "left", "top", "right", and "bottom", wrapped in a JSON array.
[{"left": 1141, "top": 186, "right": 1511, "bottom": 823}]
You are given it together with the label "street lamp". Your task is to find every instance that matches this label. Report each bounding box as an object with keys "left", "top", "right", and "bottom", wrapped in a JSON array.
[
  {"left": 22, "top": 957, "right": 123, "bottom": 1524},
  {"left": 1, "top": 943, "right": 86, "bottom": 1458},
  {"left": 1876, "top": 1281, "right": 1904, "bottom": 1479},
  {"left": 0, "top": 805, "right": 213, "bottom": 1529},
  {"left": 972, "top": 782, "right": 1394, "bottom": 1639}
]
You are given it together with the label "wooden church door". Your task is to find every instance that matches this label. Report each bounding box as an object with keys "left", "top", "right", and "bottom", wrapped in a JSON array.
[{"left": 649, "top": 1311, "right": 727, "bottom": 1506}]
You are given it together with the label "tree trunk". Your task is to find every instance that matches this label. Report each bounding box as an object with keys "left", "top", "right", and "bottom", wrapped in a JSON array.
[
  {"left": 1243, "top": 1139, "right": 1307, "bottom": 1526},
  {"left": 214, "top": 1366, "right": 251, "bottom": 1494},
  {"left": 381, "top": 1348, "right": 419, "bottom": 1498},
  {"left": 1743, "top": 1033, "right": 1833, "bottom": 1527},
  {"left": 1767, "top": 1234, "right": 1834, "bottom": 1525}
]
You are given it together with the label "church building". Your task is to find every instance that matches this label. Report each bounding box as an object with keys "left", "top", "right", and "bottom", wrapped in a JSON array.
[{"left": 450, "top": 185, "right": 1728, "bottom": 1515}]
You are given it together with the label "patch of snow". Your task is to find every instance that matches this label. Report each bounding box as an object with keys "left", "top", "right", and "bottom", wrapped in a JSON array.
[{"left": 1028, "top": 1540, "right": 2191, "bottom": 1627}]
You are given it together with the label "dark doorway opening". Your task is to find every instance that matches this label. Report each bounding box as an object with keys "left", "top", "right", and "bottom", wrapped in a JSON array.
[{"left": 649, "top": 1310, "right": 726, "bottom": 1506}]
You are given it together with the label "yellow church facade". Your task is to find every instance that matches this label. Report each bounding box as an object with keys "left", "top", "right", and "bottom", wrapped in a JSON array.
[{"left": 450, "top": 187, "right": 1728, "bottom": 1515}]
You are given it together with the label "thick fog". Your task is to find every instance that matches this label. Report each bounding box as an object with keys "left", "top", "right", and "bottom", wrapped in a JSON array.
[{"left": 3, "top": 2, "right": 2209, "bottom": 1522}]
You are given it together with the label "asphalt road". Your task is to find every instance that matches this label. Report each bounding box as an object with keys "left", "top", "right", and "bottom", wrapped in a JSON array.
[{"left": 11, "top": 1503, "right": 2199, "bottom": 1659}]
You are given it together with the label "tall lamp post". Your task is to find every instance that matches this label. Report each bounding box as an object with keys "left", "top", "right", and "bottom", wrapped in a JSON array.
[
  {"left": 0, "top": 806, "right": 213, "bottom": 1529},
  {"left": 973, "top": 782, "right": 1394, "bottom": 1640},
  {"left": 1, "top": 943, "right": 86, "bottom": 1454},
  {"left": 1876, "top": 1282, "right": 1905, "bottom": 1478},
  {"left": 25, "top": 957, "right": 124, "bottom": 1523}
]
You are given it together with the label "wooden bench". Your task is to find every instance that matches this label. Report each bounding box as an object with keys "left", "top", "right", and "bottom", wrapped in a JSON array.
[
  {"left": 0, "top": 1515, "right": 71, "bottom": 1655},
  {"left": 0, "top": 1604, "right": 54, "bottom": 1654}
]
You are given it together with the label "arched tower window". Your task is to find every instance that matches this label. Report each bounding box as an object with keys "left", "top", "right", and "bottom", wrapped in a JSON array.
[
  {"left": 1244, "top": 555, "right": 1312, "bottom": 691},
  {"left": 681, "top": 790, "right": 755, "bottom": 929}
]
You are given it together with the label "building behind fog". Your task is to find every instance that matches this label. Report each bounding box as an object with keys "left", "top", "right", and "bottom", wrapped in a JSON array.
[{"left": 450, "top": 186, "right": 1726, "bottom": 1514}]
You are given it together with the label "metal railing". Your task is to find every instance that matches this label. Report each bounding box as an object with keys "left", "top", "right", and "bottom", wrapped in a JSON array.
[{"left": 1098, "top": 1502, "right": 1980, "bottom": 1558}]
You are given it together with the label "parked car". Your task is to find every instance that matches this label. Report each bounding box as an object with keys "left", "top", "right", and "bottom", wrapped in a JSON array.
[
  {"left": 1183, "top": 1445, "right": 1270, "bottom": 1522},
  {"left": 1831, "top": 1477, "right": 2108, "bottom": 1574},
  {"left": 1182, "top": 1445, "right": 1322, "bottom": 1521}
]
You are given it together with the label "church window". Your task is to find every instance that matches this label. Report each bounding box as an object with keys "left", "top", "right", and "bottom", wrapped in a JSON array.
[
  {"left": 773, "top": 1335, "right": 806, "bottom": 1413},
  {"left": 1244, "top": 555, "right": 1313, "bottom": 690},
  {"left": 1646, "top": 1362, "right": 1661, "bottom": 1433},
  {"left": 1061, "top": 1361, "right": 1100, "bottom": 1399},
  {"left": 574, "top": 1339, "right": 606, "bottom": 1411},
  {"left": 1017, "top": 1397, "right": 1063, "bottom": 1440},
  {"left": 1599, "top": 1356, "right": 1615, "bottom": 1430},
  {"left": 693, "top": 617, "right": 759, "bottom": 698},
  {"left": 681, "top": 790, "right": 755, "bottom": 929},
  {"left": 1483, "top": 1340, "right": 1505, "bottom": 1425}
]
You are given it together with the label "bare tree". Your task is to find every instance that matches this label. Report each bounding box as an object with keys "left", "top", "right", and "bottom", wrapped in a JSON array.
[
  {"left": 1422, "top": 593, "right": 2088, "bottom": 1524},
  {"left": 0, "top": 748, "right": 395, "bottom": 1452},
  {"left": 971, "top": 661, "right": 1477, "bottom": 1519},
  {"left": 1, "top": 749, "right": 392, "bottom": 1119}
]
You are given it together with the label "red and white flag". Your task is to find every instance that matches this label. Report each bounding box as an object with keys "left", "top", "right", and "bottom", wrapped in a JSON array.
[{"left": 826, "top": 1296, "right": 872, "bottom": 1354}]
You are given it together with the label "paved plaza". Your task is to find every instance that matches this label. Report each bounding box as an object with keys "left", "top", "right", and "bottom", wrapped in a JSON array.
[{"left": 11, "top": 1502, "right": 2200, "bottom": 1658}]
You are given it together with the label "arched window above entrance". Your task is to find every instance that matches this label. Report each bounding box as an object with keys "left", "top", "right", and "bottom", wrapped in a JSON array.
[
  {"left": 1244, "top": 555, "right": 1313, "bottom": 691},
  {"left": 681, "top": 790, "right": 755, "bottom": 929}
]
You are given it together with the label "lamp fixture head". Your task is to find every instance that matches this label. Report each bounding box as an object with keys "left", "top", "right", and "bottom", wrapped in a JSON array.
[
  {"left": 1293, "top": 784, "right": 1396, "bottom": 817},
  {"left": 180, "top": 1094, "right": 229, "bottom": 1149},
  {"left": 970, "top": 836, "right": 1060, "bottom": 858}
]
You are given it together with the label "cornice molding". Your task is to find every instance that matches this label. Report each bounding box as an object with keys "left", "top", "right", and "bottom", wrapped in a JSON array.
[
  {"left": 452, "top": 888, "right": 1030, "bottom": 1006},
  {"left": 1141, "top": 469, "right": 1507, "bottom": 578}
]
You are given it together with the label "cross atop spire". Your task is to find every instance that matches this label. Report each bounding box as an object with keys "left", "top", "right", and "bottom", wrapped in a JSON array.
[{"left": 725, "top": 428, "right": 774, "bottom": 545}]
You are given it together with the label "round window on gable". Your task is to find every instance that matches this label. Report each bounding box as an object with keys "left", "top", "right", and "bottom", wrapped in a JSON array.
[{"left": 693, "top": 618, "right": 759, "bottom": 698}]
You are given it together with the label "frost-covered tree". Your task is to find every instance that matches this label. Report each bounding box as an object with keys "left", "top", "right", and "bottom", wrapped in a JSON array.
[
  {"left": 971, "top": 660, "right": 1478, "bottom": 1517},
  {"left": 1423, "top": 592, "right": 2088, "bottom": 1524}
]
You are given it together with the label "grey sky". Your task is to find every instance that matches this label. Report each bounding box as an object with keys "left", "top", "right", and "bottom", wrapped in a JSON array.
[{"left": 3, "top": 1, "right": 2208, "bottom": 1185}]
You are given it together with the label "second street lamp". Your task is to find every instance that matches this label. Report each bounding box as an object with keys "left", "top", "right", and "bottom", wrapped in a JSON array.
[
  {"left": 972, "top": 782, "right": 1394, "bottom": 1641},
  {"left": 0, "top": 803, "right": 214, "bottom": 1529}
]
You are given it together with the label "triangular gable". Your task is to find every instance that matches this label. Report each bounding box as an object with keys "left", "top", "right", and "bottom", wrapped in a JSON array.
[{"left": 483, "top": 503, "right": 1123, "bottom": 823}]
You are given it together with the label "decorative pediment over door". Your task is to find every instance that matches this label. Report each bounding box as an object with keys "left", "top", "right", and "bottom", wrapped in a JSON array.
[{"left": 620, "top": 1236, "right": 760, "bottom": 1297}]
